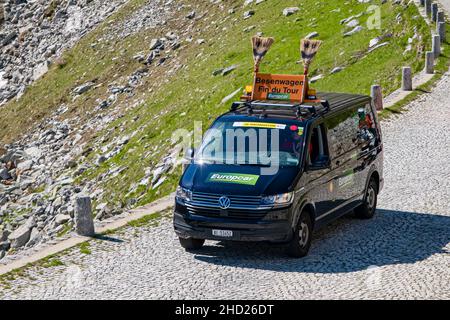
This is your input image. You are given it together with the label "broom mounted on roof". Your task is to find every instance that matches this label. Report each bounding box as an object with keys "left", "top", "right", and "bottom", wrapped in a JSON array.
[
  {"left": 251, "top": 36, "right": 275, "bottom": 73},
  {"left": 300, "top": 39, "right": 322, "bottom": 76}
]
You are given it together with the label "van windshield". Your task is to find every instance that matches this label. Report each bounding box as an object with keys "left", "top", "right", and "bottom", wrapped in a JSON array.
[{"left": 195, "top": 119, "right": 305, "bottom": 167}]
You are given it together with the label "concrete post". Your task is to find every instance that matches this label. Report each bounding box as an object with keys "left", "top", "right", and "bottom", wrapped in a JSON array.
[
  {"left": 402, "top": 67, "right": 412, "bottom": 91},
  {"left": 75, "top": 196, "right": 95, "bottom": 237},
  {"left": 425, "top": 0, "right": 432, "bottom": 16},
  {"left": 425, "top": 51, "right": 434, "bottom": 74},
  {"left": 431, "top": 3, "right": 438, "bottom": 22},
  {"left": 432, "top": 34, "right": 441, "bottom": 58},
  {"left": 437, "top": 22, "right": 446, "bottom": 43},
  {"left": 371, "top": 85, "right": 383, "bottom": 111},
  {"left": 437, "top": 11, "right": 445, "bottom": 24}
]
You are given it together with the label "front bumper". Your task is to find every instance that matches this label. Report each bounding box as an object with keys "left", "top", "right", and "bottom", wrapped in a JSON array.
[{"left": 173, "top": 204, "right": 293, "bottom": 242}]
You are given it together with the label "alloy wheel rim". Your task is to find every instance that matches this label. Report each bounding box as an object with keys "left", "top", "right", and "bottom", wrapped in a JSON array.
[
  {"left": 298, "top": 222, "right": 309, "bottom": 247},
  {"left": 367, "top": 187, "right": 376, "bottom": 211}
]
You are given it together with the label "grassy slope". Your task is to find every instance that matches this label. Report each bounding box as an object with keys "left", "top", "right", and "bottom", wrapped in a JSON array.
[{"left": 0, "top": 0, "right": 433, "bottom": 212}]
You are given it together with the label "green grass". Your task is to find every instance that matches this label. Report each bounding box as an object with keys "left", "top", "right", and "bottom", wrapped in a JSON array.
[
  {"left": 0, "top": 253, "right": 65, "bottom": 289},
  {"left": 126, "top": 212, "right": 162, "bottom": 228},
  {"left": 0, "top": 0, "right": 441, "bottom": 213},
  {"left": 79, "top": 242, "right": 91, "bottom": 255},
  {"left": 77, "top": 0, "right": 432, "bottom": 210},
  {"left": 57, "top": 222, "right": 73, "bottom": 238}
]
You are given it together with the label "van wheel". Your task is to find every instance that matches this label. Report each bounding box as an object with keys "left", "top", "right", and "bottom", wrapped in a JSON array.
[
  {"left": 355, "top": 179, "right": 378, "bottom": 219},
  {"left": 287, "top": 211, "right": 313, "bottom": 258},
  {"left": 179, "top": 237, "right": 205, "bottom": 251}
]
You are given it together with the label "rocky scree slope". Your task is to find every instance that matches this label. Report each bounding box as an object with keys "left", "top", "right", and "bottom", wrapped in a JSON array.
[
  {"left": 0, "top": 0, "right": 176, "bottom": 262},
  {"left": 0, "top": 0, "right": 127, "bottom": 105},
  {"left": 0, "top": 0, "right": 433, "bottom": 262}
]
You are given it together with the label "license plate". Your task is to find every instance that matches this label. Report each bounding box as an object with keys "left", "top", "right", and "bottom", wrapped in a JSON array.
[{"left": 212, "top": 229, "right": 233, "bottom": 237}]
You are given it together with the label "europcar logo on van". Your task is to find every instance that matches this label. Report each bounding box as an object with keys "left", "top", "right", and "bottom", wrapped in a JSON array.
[{"left": 207, "top": 173, "right": 259, "bottom": 186}]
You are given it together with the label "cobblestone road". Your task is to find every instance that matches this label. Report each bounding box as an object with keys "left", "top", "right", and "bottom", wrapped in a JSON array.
[{"left": 1, "top": 70, "right": 449, "bottom": 300}]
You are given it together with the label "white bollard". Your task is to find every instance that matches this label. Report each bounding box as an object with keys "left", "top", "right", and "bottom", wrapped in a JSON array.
[
  {"left": 431, "top": 3, "right": 438, "bottom": 22},
  {"left": 437, "top": 11, "right": 445, "bottom": 24},
  {"left": 425, "top": 0, "right": 432, "bottom": 16},
  {"left": 432, "top": 34, "right": 441, "bottom": 58},
  {"left": 402, "top": 67, "right": 412, "bottom": 91},
  {"left": 425, "top": 51, "right": 434, "bottom": 74},
  {"left": 371, "top": 85, "right": 383, "bottom": 111},
  {"left": 75, "top": 196, "right": 95, "bottom": 237},
  {"left": 437, "top": 22, "right": 446, "bottom": 43}
]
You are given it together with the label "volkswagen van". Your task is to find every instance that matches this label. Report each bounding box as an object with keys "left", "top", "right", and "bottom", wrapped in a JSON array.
[{"left": 173, "top": 93, "right": 383, "bottom": 257}]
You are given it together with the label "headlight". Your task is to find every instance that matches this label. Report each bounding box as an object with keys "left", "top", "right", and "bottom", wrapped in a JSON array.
[
  {"left": 261, "top": 192, "right": 294, "bottom": 206},
  {"left": 176, "top": 186, "right": 192, "bottom": 202}
]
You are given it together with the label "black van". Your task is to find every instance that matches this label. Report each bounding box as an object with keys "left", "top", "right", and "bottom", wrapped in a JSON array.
[{"left": 174, "top": 92, "right": 383, "bottom": 257}]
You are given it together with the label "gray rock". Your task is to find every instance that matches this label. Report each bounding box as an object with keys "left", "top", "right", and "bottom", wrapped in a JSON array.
[
  {"left": 8, "top": 216, "right": 36, "bottom": 249},
  {"left": 26, "top": 228, "right": 42, "bottom": 247},
  {"left": 1, "top": 229, "right": 11, "bottom": 242},
  {"left": 186, "top": 11, "right": 196, "bottom": 19},
  {"left": 222, "top": 65, "right": 238, "bottom": 76},
  {"left": 330, "top": 67, "right": 343, "bottom": 74},
  {"left": 283, "top": 7, "right": 299, "bottom": 16},
  {"left": 0, "top": 167, "right": 12, "bottom": 180},
  {"left": 305, "top": 32, "right": 319, "bottom": 39},
  {"left": 17, "top": 160, "right": 33, "bottom": 172},
  {"left": 55, "top": 214, "right": 70, "bottom": 226},
  {"left": 149, "top": 38, "right": 163, "bottom": 50},
  {"left": 346, "top": 19, "right": 359, "bottom": 28},
  {"left": 310, "top": 74, "right": 324, "bottom": 83},
  {"left": 73, "top": 82, "right": 94, "bottom": 95},
  {"left": 344, "top": 26, "right": 363, "bottom": 37},
  {"left": 0, "top": 240, "right": 10, "bottom": 251},
  {"left": 243, "top": 10, "right": 255, "bottom": 19}
]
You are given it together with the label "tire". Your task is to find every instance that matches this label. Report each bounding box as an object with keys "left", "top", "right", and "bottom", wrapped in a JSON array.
[
  {"left": 355, "top": 178, "right": 378, "bottom": 219},
  {"left": 287, "top": 211, "right": 313, "bottom": 258},
  {"left": 179, "top": 237, "right": 205, "bottom": 251}
]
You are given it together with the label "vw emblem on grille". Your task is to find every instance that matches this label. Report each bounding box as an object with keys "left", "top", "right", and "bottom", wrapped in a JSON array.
[{"left": 218, "top": 196, "right": 231, "bottom": 209}]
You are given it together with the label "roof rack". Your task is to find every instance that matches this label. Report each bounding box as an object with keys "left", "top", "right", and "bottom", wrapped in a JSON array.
[{"left": 230, "top": 99, "right": 330, "bottom": 119}]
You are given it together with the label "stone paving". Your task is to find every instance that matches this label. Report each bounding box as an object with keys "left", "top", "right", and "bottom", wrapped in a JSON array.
[{"left": 1, "top": 71, "right": 449, "bottom": 300}]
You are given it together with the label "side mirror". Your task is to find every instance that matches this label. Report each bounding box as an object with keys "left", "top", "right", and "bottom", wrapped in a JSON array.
[
  {"left": 184, "top": 148, "right": 195, "bottom": 160},
  {"left": 307, "top": 156, "right": 331, "bottom": 171}
]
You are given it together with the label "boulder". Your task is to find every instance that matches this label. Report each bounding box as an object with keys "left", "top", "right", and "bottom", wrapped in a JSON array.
[
  {"left": 149, "top": 38, "right": 163, "bottom": 50},
  {"left": 305, "top": 32, "right": 319, "bottom": 39},
  {"left": 73, "top": 82, "right": 94, "bottom": 95},
  {"left": 26, "top": 228, "right": 42, "bottom": 247},
  {"left": 0, "top": 240, "right": 10, "bottom": 251},
  {"left": 283, "top": 7, "right": 299, "bottom": 16},
  {"left": 8, "top": 216, "right": 36, "bottom": 249},
  {"left": 0, "top": 167, "right": 12, "bottom": 180},
  {"left": 17, "top": 159, "right": 33, "bottom": 172},
  {"left": 55, "top": 214, "right": 71, "bottom": 226},
  {"left": 344, "top": 26, "right": 363, "bottom": 37}
]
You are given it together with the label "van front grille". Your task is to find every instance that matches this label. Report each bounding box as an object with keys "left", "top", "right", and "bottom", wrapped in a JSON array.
[{"left": 191, "top": 192, "right": 263, "bottom": 209}]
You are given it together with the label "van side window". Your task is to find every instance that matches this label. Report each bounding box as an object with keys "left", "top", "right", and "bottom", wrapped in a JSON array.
[
  {"left": 308, "top": 124, "right": 329, "bottom": 166},
  {"left": 357, "top": 103, "right": 379, "bottom": 149},
  {"left": 324, "top": 107, "right": 360, "bottom": 158}
]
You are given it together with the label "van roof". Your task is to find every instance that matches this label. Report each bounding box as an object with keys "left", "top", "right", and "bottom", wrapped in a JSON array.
[{"left": 226, "top": 92, "right": 371, "bottom": 121}]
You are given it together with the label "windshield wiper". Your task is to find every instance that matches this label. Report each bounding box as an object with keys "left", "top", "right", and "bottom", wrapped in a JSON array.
[{"left": 232, "top": 163, "right": 272, "bottom": 167}]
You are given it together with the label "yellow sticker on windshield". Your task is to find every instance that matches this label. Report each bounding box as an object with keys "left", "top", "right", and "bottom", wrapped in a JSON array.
[
  {"left": 233, "top": 122, "right": 286, "bottom": 130},
  {"left": 298, "top": 127, "right": 304, "bottom": 135}
]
